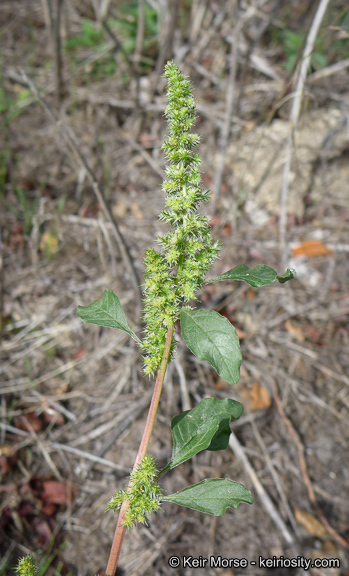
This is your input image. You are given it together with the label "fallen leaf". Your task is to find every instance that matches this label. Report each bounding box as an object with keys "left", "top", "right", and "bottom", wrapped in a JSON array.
[
  {"left": 246, "top": 289, "right": 256, "bottom": 300},
  {"left": 295, "top": 508, "right": 327, "bottom": 538},
  {"left": 223, "top": 223, "right": 232, "bottom": 236},
  {"left": 42, "top": 502, "right": 57, "bottom": 516},
  {"left": 291, "top": 240, "right": 333, "bottom": 258},
  {"left": 14, "top": 412, "right": 44, "bottom": 433},
  {"left": 112, "top": 202, "right": 128, "bottom": 219},
  {"left": 241, "top": 384, "right": 271, "bottom": 411},
  {"left": 285, "top": 319, "right": 306, "bottom": 342},
  {"left": 41, "top": 481, "right": 77, "bottom": 505}
]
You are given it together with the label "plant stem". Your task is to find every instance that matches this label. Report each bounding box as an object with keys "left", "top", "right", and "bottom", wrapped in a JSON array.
[{"left": 105, "top": 326, "right": 174, "bottom": 576}]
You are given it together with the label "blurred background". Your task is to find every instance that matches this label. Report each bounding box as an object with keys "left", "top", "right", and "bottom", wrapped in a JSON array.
[{"left": 1, "top": 1, "right": 349, "bottom": 575}]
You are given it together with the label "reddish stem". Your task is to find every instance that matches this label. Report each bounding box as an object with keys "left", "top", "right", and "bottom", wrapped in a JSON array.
[{"left": 105, "top": 327, "right": 173, "bottom": 576}]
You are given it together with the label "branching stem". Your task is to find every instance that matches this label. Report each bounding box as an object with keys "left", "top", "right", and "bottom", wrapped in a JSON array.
[{"left": 105, "top": 326, "right": 174, "bottom": 576}]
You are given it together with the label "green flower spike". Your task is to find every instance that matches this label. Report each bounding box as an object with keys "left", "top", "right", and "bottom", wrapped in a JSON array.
[
  {"left": 142, "top": 61, "right": 221, "bottom": 376},
  {"left": 16, "top": 556, "right": 39, "bottom": 576},
  {"left": 107, "top": 455, "right": 162, "bottom": 528}
]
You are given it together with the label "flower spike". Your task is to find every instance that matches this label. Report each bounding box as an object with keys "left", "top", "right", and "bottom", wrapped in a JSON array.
[{"left": 141, "top": 62, "right": 220, "bottom": 376}]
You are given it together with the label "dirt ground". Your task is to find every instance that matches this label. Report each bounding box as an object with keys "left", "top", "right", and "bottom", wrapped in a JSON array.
[{"left": 1, "top": 1, "right": 349, "bottom": 575}]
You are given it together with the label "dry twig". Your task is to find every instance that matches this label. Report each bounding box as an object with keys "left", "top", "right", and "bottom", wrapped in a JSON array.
[
  {"left": 249, "top": 417, "right": 301, "bottom": 538},
  {"left": 272, "top": 378, "right": 349, "bottom": 551},
  {"left": 229, "top": 430, "right": 295, "bottom": 545},
  {"left": 19, "top": 70, "right": 142, "bottom": 308},
  {"left": 211, "top": 0, "right": 240, "bottom": 214},
  {"left": 279, "top": 0, "right": 331, "bottom": 267}
]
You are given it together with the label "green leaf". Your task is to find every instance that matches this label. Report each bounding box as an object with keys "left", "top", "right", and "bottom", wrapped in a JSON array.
[
  {"left": 77, "top": 289, "right": 141, "bottom": 343},
  {"left": 180, "top": 309, "right": 241, "bottom": 385},
  {"left": 162, "top": 478, "right": 253, "bottom": 515},
  {"left": 212, "top": 264, "right": 296, "bottom": 287},
  {"left": 162, "top": 398, "right": 243, "bottom": 473},
  {"left": 276, "top": 268, "right": 296, "bottom": 283}
]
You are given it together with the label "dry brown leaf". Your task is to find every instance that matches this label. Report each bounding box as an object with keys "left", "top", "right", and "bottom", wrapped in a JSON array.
[
  {"left": 246, "top": 289, "right": 257, "bottom": 300},
  {"left": 41, "top": 481, "right": 77, "bottom": 505},
  {"left": 130, "top": 203, "right": 143, "bottom": 219},
  {"left": 295, "top": 508, "right": 327, "bottom": 538},
  {"left": 241, "top": 384, "right": 271, "bottom": 412},
  {"left": 291, "top": 240, "right": 333, "bottom": 258},
  {"left": 42, "top": 502, "right": 58, "bottom": 516},
  {"left": 285, "top": 319, "right": 306, "bottom": 342},
  {"left": 112, "top": 202, "right": 128, "bottom": 219},
  {"left": 14, "top": 412, "right": 44, "bottom": 433}
]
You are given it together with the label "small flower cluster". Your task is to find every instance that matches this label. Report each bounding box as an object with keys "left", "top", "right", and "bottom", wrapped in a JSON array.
[
  {"left": 142, "top": 61, "right": 220, "bottom": 375},
  {"left": 16, "top": 556, "right": 39, "bottom": 576},
  {"left": 107, "top": 455, "right": 162, "bottom": 528}
]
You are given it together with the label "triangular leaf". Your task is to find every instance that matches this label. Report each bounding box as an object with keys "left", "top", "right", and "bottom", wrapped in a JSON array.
[
  {"left": 161, "top": 398, "right": 243, "bottom": 474},
  {"left": 77, "top": 289, "right": 141, "bottom": 343},
  {"left": 162, "top": 478, "right": 253, "bottom": 515},
  {"left": 212, "top": 264, "right": 295, "bottom": 287},
  {"left": 180, "top": 309, "right": 241, "bottom": 385}
]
